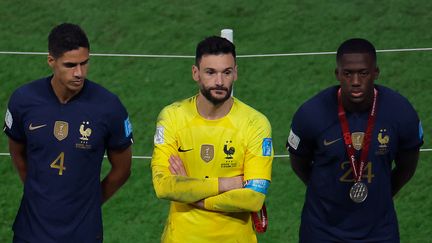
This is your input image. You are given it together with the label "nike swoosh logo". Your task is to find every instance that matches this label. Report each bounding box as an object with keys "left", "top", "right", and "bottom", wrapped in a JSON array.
[
  {"left": 178, "top": 147, "right": 193, "bottom": 152},
  {"left": 29, "top": 123, "right": 47, "bottom": 131},
  {"left": 323, "top": 138, "right": 341, "bottom": 146}
]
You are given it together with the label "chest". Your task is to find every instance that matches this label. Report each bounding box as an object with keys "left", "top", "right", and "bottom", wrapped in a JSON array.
[
  {"left": 176, "top": 124, "right": 247, "bottom": 178},
  {"left": 22, "top": 102, "right": 108, "bottom": 152},
  {"left": 316, "top": 113, "right": 397, "bottom": 162}
]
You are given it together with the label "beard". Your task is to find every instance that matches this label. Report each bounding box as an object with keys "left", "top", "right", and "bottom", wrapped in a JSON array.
[{"left": 200, "top": 84, "right": 232, "bottom": 106}]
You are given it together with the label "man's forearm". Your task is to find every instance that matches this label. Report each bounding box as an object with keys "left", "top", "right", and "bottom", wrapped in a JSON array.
[
  {"left": 391, "top": 149, "right": 419, "bottom": 197},
  {"left": 289, "top": 153, "right": 312, "bottom": 185},
  {"left": 152, "top": 170, "right": 219, "bottom": 203},
  {"left": 203, "top": 188, "right": 265, "bottom": 213},
  {"left": 391, "top": 166, "right": 415, "bottom": 197},
  {"left": 9, "top": 138, "right": 28, "bottom": 183},
  {"left": 101, "top": 169, "right": 131, "bottom": 203}
]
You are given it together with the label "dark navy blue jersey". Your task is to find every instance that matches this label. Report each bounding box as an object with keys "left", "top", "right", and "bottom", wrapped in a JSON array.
[
  {"left": 4, "top": 76, "right": 133, "bottom": 243},
  {"left": 287, "top": 85, "right": 423, "bottom": 242}
]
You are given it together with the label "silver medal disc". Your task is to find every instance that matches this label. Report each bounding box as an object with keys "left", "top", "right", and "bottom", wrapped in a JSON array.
[{"left": 350, "top": 182, "right": 368, "bottom": 203}]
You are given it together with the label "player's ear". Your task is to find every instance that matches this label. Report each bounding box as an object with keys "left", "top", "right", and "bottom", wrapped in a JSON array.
[
  {"left": 47, "top": 54, "right": 55, "bottom": 68},
  {"left": 192, "top": 65, "right": 199, "bottom": 82},
  {"left": 374, "top": 66, "right": 380, "bottom": 80},
  {"left": 233, "top": 65, "right": 238, "bottom": 82}
]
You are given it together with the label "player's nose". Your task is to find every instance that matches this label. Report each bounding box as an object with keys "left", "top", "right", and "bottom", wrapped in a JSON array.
[{"left": 74, "top": 64, "right": 83, "bottom": 78}]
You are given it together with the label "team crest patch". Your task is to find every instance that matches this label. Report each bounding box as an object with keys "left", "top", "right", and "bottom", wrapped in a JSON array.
[
  {"left": 79, "top": 121, "right": 92, "bottom": 141},
  {"left": 351, "top": 132, "right": 364, "bottom": 151},
  {"left": 288, "top": 129, "right": 300, "bottom": 150},
  {"left": 262, "top": 138, "right": 272, "bottom": 156},
  {"left": 376, "top": 128, "right": 389, "bottom": 155},
  {"left": 201, "top": 144, "right": 214, "bottom": 163},
  {"left": 54, "top": 121, "right": 69, "bottom": 141},
  {"left": 124, "top": 117, "right": 133, "bottom": 137},
  {"left": 154, "top": 126, "right": 164, "bottom": 144},
  {"left": 5, "top": 109, "right": 12, "bottom": 129},
  {"left": 76, "top": 121, "right": 92, "bottom": 149},
  {"left": 223, "top": 141, "right": 235, "bottom": 159}
]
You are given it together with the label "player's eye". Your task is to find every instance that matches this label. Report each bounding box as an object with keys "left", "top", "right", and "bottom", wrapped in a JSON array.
[
  {"left": 64, "top": 63, "right": 77, "bottom": 68},
  {"left": 206, "top": 70, "right": 215, "bottom": 75},
  {"left": 359, "top": 71, "right": 369, "bottom": 77},
  {"left": 80, "top": 59, "right": 89, "bottom": 66},
  {"left": 343, "top": 71, "right": 351, "bottom": 77}
]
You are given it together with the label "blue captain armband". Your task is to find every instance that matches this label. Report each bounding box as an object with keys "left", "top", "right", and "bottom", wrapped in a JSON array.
[{"left": 243, "top": 179, "right": 270, "bottom": 195}]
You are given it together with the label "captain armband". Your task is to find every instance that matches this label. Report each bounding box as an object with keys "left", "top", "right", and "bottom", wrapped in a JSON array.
[{"left": 243, "top": 179, "right": 270, "bottom": 195}]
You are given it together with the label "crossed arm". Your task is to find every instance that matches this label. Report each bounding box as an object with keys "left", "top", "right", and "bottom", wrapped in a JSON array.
[{"left": 152, "top": 155, "right": 266, "bottom": 213}]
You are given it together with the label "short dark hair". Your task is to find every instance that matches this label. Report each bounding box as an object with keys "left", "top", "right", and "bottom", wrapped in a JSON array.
[
  {"left": 48, "top": 23, "right": 90, "bottom": 58},
  {"left": 195, "top": 36, "right": 236, "bottom": 67},
  {"left": 336, "top": 38, "right": 376, "bottom": 64}
]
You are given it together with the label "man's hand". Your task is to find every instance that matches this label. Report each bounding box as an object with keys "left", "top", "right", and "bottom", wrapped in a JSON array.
[
  {"left": 218, "top": 176, "right": 243, "bottom": 193},
  {"left": 192, "top": 200, "right": 205, "bottom": 209},
  {"left": 169, "top": 155, "right": 188, "bottom": 176},
  {"left": 168, "top": 155, "right": 243, "bottom": 209}
]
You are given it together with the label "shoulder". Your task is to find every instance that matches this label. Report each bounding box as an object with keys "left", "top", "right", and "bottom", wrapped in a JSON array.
[
  {"left": 8, "top": 77, "right": 51, "bottom": 106},
  {"left": 84, "top": 80, "right": 119, "bottom": 101},
  {"left": 300, "top": 86, "right": 337, "bottom": 112},
  {"left": 12, "top": 76, "right": 49, "bottom": 95},
  {"left": 161, "top": 96, "right": 195, "bottom": 114},
  {"left": 234, "top": 98, "right": 268, "bottom": 119},
  {"left": 82, "top": 80, "right": 127, "bottom": 109},
  {"left": 289, "top": 86, "right": 339, "bottom": 145},
  {"left": 377, "top": 85, "right": 413, "bottom": 106},
  {"left": 377, "top": 85, "right": 418, "bottom": 117},
  {"left": 157, "top": 96, "right": 196, "bottom": 122},
  {"left": 233, "top": 98, "right": 271, "bottom": 126},
  {"left": 293, "top": 86, "right": 338, "bottom": 124}
]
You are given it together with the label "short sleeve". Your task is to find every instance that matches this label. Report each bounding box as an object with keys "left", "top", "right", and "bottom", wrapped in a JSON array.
[
  {"left": 3, "top": 89, "right": 26, "bottom": 142},
  {"left": 106, "top": 97, "right": 133, "bottom": 150},
  {"left": 397, "top": 102, "right": 424, "bottom": 151},
  {"left": 286, "top": 105, "right": 315, "bottom": 157}
]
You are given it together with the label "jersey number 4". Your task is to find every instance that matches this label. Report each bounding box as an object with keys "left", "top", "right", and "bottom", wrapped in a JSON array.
[{"left": 50, "top": 152, "right": 66, "bottom": 175}]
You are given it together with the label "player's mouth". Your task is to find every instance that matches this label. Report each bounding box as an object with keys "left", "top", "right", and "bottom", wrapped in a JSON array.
[
  {"left": 211, "top": 87, "right": 228, "bottom": 95},
  {"left": 70, "top": 79, "right": 84, "bottom": 86},
  {"left": 213, "top": 90, "right": 226, "bottom": 95},
  {"left": 350, "top": 90, "right": 364, "bottom": 98}
]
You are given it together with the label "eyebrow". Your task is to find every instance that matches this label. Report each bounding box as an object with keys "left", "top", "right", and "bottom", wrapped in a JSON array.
[
  {"left": 342, "top": 68, "right": 368, "bottom": 72},
  {"left": 63, "top": 58, "right": 90, "bottom": 67},
  {"left": 203, "top": 67, "right": 234, "bottom": 71}
]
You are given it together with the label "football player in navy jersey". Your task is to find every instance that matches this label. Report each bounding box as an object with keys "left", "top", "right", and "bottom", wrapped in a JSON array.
[
  {"left": 4, "top": 23, "right": 133, "bottom": 242},
  {"left": 286, "top": 38, "right": 423, "bottom": 242}
]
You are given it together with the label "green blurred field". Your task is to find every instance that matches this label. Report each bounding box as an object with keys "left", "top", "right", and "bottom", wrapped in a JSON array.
[{"left": 1, "top": 1, "right": 431, "bottom": 242}]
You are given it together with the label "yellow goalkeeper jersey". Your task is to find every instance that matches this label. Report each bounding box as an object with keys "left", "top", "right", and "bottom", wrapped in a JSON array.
[{"left": 151, "top": 95, "right": 273, "bottom": 243}]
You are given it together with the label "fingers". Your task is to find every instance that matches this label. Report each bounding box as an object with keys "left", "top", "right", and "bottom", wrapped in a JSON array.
[
  {"left": 168, "top": 163, "right": 176, "bottom": 174},
  {"left": 235, "top": 175, "right": 244, "bottom": 187},
  {"left": 169, "top": 155, "right": 187, "bottom": 176}
]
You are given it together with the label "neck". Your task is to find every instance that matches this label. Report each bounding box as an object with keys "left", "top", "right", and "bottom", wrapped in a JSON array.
[
  {"left": 50, "top": 77, "right": 80, "bottom": 104},
  {"left": 342, "top": 98, "right": 373, "bottom": 113},
  {"left": 196, "top": 94, "right": 233, "bottom": 120},
  {"left": 341, "top": 90, "right": 375, "bottom": 113}
]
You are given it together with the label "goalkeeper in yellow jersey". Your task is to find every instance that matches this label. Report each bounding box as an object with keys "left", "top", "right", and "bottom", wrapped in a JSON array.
[{"left": 151, "top": 36, "right": 273, "bottom": 243}]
